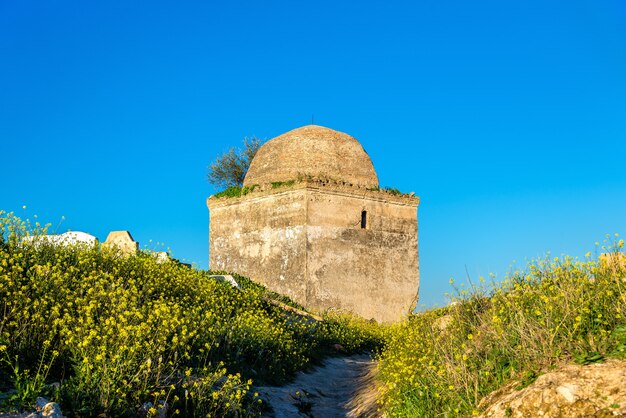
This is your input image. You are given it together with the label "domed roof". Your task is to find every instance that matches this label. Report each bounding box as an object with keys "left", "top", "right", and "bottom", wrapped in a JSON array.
[{"left": 243, "top": 125, "right": 379, "bottom": 188}]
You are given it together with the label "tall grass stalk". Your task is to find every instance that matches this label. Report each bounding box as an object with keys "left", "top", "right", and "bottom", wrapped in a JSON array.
[{"left": 378, "top": 239, "right": 626, "bottom": 417}]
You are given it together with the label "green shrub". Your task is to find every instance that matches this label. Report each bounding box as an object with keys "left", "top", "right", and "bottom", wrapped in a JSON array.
[
  {"left": 270, "top": 180, "right": 296, "bottom": 189},
  {"left": 385, "top": 187, "right": 402, "bottom": 196},
  {"left": 212, "top": 184, "right": 260, "bottom": 199},
  {"left": 213, "top": 186, "right": 243, "bottom": 198},
  {"left": 242, "top": 184, "right": 259, "bottom": 195}
]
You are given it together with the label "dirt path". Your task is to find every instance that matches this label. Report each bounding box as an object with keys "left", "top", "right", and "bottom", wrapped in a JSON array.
[{"left": 256, "top": 354, "right": 380, "bottom": 418}]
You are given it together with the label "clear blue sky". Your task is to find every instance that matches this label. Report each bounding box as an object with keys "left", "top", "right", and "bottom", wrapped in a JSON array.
[{"left": 1, "top": 0, "right": 625, "bottom": 307}]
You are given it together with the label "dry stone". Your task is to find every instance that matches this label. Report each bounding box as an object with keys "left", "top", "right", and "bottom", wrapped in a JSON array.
[
  {"left": 102, "top": 231, "right": 138, "bottom": 256},
  {"left": 478, "top": 359, "right": 626, "bottom": 417},
  {"left": 152, "top": 251, "right": 170, "bottom": 263},
  {"left": 209, "top": 274, "right": 240, "bottom": 289}
]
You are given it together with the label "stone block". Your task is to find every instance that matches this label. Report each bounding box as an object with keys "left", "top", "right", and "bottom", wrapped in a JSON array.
[{"left": 103, "top": 231, "right": 138, "bottom": 256}]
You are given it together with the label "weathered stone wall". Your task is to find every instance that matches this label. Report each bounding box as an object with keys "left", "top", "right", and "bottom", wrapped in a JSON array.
[
  {"left": 208, "top": 188, "right": 308, "bottom": 303},
  {"left": 305, "top": 187, "right": 419, "bottom": 322},
  {"left": 207, "top": 182, "right": 419, "bottom": 322}
]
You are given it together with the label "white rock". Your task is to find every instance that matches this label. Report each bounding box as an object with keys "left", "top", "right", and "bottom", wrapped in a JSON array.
[
  {"left": 210, "top": 274, "right": 241, "bottom": 289},
  {"left": 152, "top": 251, "right": 171, "bottom": 263},
  {"left": 21, "top": 231, "right": 97, "bottom": 248},
  {"left": 556, "top": 384, "right": 579, "bottom": 403},
  {"left": 35, "top": 397, "right": 64, "bottom": 418},
  {"left": 35, "top": 397, "right": 48, "bottom": 409},
  {"left": 57, "top": 231, "right": 97, "bottom": 246},
  {"left": 140, "top": 401, "right": 167, "bottom": 418}
]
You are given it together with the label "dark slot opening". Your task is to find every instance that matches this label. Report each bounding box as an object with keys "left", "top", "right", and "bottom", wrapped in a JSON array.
[{"left": 361, "top": 210, "right": 367, "bottom": 229}]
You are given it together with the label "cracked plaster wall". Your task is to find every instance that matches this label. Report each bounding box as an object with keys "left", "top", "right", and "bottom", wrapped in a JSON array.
[{"left": 208, "top": 185, "right": 419, "bottom": 322}]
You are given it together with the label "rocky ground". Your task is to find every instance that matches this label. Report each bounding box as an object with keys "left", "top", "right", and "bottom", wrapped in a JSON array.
[
  {"left": 0, "top": 397, "right": 64, "bottom": 418},
  {"left": 257, "top": 356, "right": 626, "bottom": 418},
  {"left": 4, "top": 357, "right": 625, "bottom": 417},
  {"left": 256, "top": 354, "right": 380, "bottom": 418},
  {"left": 478, "top": 359, "right": 626, "bottom": 417}
]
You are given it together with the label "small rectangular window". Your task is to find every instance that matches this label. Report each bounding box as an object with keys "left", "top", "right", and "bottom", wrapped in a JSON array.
[{"left": 361, "top": 210, "right": 367, "bottom": 229}]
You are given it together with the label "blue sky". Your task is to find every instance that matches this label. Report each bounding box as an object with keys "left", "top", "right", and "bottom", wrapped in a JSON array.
[{"left": 1, "top": 0, "right": 625, "bottom": 307}]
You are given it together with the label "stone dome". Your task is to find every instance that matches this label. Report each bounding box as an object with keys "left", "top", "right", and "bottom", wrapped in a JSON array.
[{"left": 243, "top": 125, "right": 379, "bottom": 188}]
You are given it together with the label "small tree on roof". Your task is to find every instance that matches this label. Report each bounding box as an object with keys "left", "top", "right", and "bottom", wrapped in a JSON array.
[{"left": 207, "top": 136, "right": 262, "bottom": 189}]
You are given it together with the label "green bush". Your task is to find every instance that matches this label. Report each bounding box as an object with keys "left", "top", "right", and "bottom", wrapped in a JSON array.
[
  {"left": 270, "top": 180, "right": 296, "bottom": 189},
  {"left": 213, "top": 186, "right": 243, "bottom": 198},
  {"left": 213, "top": 184, "right": 260, "bottom": 199}
]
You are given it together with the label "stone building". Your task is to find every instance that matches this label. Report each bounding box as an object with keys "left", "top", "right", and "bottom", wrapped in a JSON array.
[{"left": 207, "top": 125, "right": 420, "bottom": 322}]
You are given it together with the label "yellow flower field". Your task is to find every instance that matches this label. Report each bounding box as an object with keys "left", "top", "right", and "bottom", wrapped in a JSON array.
[
  {"left": 0, "top": 211, "right": 383, "bottom": 416},
  {"left": 377, "top": 238, "right": 626, "bottom": 417}
]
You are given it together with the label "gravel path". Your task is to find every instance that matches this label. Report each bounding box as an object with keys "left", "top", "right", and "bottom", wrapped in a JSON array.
[{"left": 256, "top": 354, "right": 380, "bottom": 418}]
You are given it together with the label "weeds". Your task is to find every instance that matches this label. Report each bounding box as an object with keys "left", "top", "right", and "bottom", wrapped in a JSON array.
[
  {"left": 7, "top": 207, "right": 620, "bottom": 417},
  {"left": 1, "top": 347, "right": 58, "bottom": 409},
  {"left": 270, "top": 180, "right": 296, "bottom": 189},
  {"left": 213, "top": 186, "right": 244, "bottom": 198},
  {"left": 0, "top": 212, "right": 382, "bottom": 416},
  {"left": 378, "top": 238, "right": 626, "bottom": 417}
]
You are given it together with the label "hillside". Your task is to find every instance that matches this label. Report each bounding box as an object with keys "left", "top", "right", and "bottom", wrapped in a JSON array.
[
  {"left": 2, "top": 211, "right": 625, "bottom": 417},
  {"left": 0, "top": 212, "right": 382, "bottom": 417},
  {"left": 376, "top": 239, "right": 626, "bottom": 417}
]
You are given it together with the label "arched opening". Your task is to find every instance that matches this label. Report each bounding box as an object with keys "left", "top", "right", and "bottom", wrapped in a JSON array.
[{"left": 361, "top": 210, "right": 367, "bottom": 229}]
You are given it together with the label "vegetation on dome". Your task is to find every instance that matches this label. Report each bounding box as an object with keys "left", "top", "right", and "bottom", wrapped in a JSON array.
[
  {"left": 270, "top": 180, "right": 296, "bottom": 189},
  {"left": 211, "top": 180, "right": 301, "bottom": 199},
  {"left": 212, "top": 179, "right": 414, "bottom": 200},
  {"left": 207, "top": 133, "right": 415, "bottom": 202},
  {"left": 212, "top": 184, "right": 259, "bottom": 199},
  {"left": 384, "top": 187, "right": 402, "bottom": 196}
]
